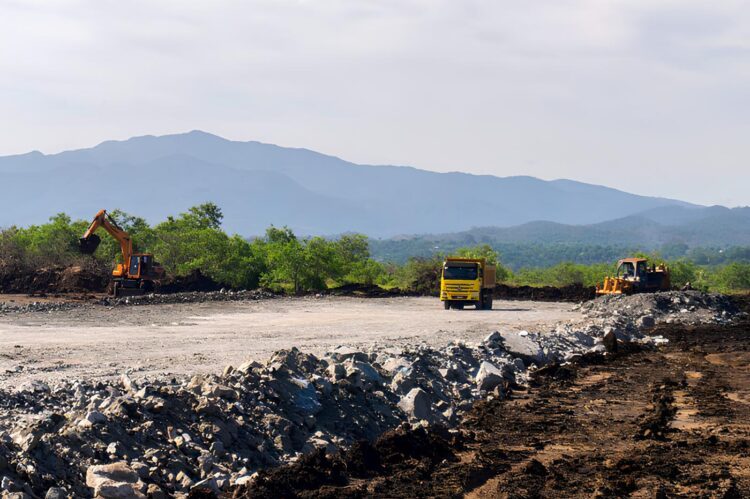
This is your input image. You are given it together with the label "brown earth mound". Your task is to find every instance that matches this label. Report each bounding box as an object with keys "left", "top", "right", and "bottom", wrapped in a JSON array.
[
  {"left": 323, "top": 283, "right": 418, "bottom": 298},
  {"left": 234, "top": 426, "right": 460, "bottom": 498},
  {"left": 0, "top": 264, "right": 224, "bottom": 295},
  {"left": 0, "top": 262, "right": 109, "bottom": 294},
  {"left": 494, "top": 283, "right": 596, "bottom": 302},
  {"left": 157, "top": 269, "right": 222, "bottom": 293}
]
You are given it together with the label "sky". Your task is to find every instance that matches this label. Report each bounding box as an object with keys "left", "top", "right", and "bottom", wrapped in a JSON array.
[{"left": 1, "top": 0, "right": 748, "bottom": 206}]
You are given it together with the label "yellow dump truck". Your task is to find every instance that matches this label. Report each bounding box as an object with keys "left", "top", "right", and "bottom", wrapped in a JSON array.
[{"left": 440, "top": 257, "right": 496, "bottom": 310}]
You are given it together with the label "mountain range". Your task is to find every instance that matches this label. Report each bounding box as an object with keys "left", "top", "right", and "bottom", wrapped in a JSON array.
[{"left": 0, "top": 131, "right": 745, "bottom": 242}]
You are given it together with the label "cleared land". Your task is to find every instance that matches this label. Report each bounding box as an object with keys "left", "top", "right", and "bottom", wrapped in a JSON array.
[{"left": 0, "top": 296, "right": 578, "bottom": 389}]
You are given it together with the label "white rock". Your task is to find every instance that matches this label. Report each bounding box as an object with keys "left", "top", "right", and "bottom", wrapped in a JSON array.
[
  {"left": 86, "top": 462, "right": 145, "bottom": 499},
  {"left": 79, "top": 411, "right": 107, "bottom": 427},
  {"left": 397, "top": 388, "right": 433, "bottom": 422},
  {"left": 475, "top": 361, "right": 505, "bottom": 392}
]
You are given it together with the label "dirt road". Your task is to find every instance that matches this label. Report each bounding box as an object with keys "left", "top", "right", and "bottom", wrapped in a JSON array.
[
  {"left": 243, "top": 299, "right": 750, "bottom": 498},
  {"left": 0, "top": 296, "right": 578, "bottom": 389}
]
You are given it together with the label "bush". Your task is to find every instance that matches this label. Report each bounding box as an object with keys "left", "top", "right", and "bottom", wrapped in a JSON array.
[
  {"left": 713, "top": 263, "right": 750, "bottom": 292},
  {"left": 4, "top": 205, "right": 750, "bottom": 295}
]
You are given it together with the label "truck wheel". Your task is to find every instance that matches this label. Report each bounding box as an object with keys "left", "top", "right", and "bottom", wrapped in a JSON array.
[{"left": 444, "top": 301, "right": 450, "bottom": 310}]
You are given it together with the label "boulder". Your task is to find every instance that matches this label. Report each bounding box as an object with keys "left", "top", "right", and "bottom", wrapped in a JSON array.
[
  {"left": 79, "top": 411, "right": 107, "bottom": 428},
  {"left": 638, "top": 315, "right": 656, "bottom": 328},
  {"left": 602, "top": 330, "right": 618, "bottom": 353},
  {"left": 498, "top": 331, "right": 546, "bottom": 364},
  {"left": 475, "top": 361, "right": 505, "bottom": 392},
  {"left": 85, "top": 462, "right": 145, "bottom": 498},
  {"left": 45, "top": 488, "right": 67, "bottom": 499},
  {"left": 145, "top": 484, "right": 166, "bottom": 499},
  {"left": 483, "top": 331, "right": 503, "bottom": 346},
  {"left": 397, "top": 388, "right": 433, "bottom": 422},
  {"left": 328, "top": 346, "right": 369, "bottom": 363},
  {"left": 345, "top": 360, "right": 383, "bottom": 385}
]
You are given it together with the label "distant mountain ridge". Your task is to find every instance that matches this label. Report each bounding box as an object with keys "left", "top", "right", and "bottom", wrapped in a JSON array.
[
  {"left": 418, "top": 205, "right": 750, "bottom": 246},
  {"left": 0, "top": 130, "right": 702, "bottom": 236},
  {"left": 368, "top": 205, "right": 750, "bottom": 266}
]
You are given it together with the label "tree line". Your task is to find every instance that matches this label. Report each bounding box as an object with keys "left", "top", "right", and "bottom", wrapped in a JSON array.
[{"left": 1, "top": 203, "right": 749, "bottom": 293}]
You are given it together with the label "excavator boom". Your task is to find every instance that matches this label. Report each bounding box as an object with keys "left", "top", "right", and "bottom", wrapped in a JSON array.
[{"left": 79, "top": 209, "right": 133, "bottom": 265}]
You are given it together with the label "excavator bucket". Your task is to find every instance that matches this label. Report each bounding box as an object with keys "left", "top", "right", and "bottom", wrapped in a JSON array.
[{"left": 79, "top": 234, "right": 101, "bottom": 254}]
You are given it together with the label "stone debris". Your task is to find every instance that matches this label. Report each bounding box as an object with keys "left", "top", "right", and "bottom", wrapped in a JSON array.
[
  {"left": 0, "top": 289, "right": 276, "bottom": 316},
  {"left": 0, "top": 291, "right": 741, "bottom": 496},
  {"left": 99, "top": 289, "right": 276, "bottom": 307},
  {"left": 0, "top": 300, "right": 82, "bottom": 315},
  {"left": 579, "top": 290, "right": 740, "bottom": 325}
]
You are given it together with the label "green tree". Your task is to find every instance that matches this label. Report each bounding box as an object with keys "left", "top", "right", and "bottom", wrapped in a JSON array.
[
  {"left": 303, "top": 236, "right": 340, "bottom": 290},
  {"left": 185, "top": 202, "right": 224, "bottom": 229},
  {"left": 714, "top": 262, "right": 750, "bottom": 291},
  {"left": 261, "top": 226, "right": 307, "bottom": 293},
  {"left": 668, "top": 260, "right": 698, "bottom": 289}
]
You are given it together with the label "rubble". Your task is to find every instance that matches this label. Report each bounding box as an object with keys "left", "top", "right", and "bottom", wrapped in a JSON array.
[
  {"left": 0, "top": 291, "right": 741, "bottom": 496},
  {"left": 580, "top": 290, "right": 740, "bottom": 325},
  {"left": 99, "top": 288, "right": 276, "bottom": 307},
  {"left": 0, "top": 300, "right": 83, "bottom": 315},
  {"left": 0, "top": 289, "right": 276, "bottom": 316}
]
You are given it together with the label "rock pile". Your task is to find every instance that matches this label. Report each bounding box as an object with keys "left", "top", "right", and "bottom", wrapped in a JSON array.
[
  {"left": 580, "top": 290, "right": 739, "bottom": 325},
  {"left": 98, "top": 288, "right": 277, "bottom": 307},
  {"left": 0, "top": 301, "right": 82, "bottom": 316},
  {"left": 0, "top": 291, "right": 741, "bottom": 497}
]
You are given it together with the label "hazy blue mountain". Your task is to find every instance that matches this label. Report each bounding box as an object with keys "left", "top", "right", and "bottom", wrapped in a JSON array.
[
  {"left": 0, "top": 130, "right": 699, "bottom": 236},
  {"left": 370, "top": 206, "right": 750, "bottom": 259}
]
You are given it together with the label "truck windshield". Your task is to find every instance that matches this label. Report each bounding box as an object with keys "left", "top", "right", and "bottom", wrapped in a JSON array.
[{"left": 444, "top": 265, "right": 478, "bottom": 280}]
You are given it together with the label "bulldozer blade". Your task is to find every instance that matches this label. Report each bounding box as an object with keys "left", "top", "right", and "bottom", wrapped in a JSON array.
[{"left": 79, "top": 234, "right": 101, "bottom": 254}]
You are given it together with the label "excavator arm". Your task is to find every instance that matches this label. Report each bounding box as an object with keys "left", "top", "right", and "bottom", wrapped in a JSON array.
[{"left": 79, "top": 209, "right": 133, "bottom": 277}]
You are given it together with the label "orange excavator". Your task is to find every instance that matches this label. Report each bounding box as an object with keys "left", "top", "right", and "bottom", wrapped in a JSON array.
[{"left": 79, "top": 209, "right": 165, "bottom": 297}]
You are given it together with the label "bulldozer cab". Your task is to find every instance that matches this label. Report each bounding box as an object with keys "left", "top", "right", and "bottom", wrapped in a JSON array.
[
  {"left": 616, "top": 259, "right": 648, "bottom": 282},
  {"left": 598, "top": 257, "right": 670, "bottom": 295}
]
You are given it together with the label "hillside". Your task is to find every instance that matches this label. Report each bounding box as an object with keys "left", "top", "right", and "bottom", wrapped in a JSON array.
[
  {"left": 0, "top": 131, "right": 695, "bottom": 236},
  {"left": 369, "top": 205, "right": 750, "bottom": 267}
]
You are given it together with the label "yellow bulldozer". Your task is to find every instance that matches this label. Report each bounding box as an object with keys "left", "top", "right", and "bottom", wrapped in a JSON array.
[{"left": 596, "top": 257, "right": 670, "bottom": 295}]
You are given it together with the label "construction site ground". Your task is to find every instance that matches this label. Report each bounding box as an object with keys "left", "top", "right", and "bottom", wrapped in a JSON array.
[
  {"left": 244, "top": 297, "right": 750, "bottom": 498},
  {"left": 0, "top": 296, "right": 577, "bottom": 390}
]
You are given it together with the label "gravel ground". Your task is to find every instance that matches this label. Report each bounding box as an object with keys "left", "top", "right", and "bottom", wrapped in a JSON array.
[{"left": 0, "top": 296, "right": 579, "bottom": 389}]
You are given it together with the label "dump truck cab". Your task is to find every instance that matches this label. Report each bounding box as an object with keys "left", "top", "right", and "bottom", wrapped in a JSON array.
[
  {"left": 440, "top": 257, "right": 495, "bottom": 310},
  {"left": 597, "top": 257, "right": 670, "bottom": 295}
]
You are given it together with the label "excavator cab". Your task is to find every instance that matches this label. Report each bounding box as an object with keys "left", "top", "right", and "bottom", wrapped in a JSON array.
[{"left": 128, "top": 254, "right": 159, "bottom": 279}]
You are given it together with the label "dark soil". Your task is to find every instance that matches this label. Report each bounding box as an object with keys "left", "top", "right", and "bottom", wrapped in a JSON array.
[
  {"left": 323, "top": 283, "right": 419, "bottom": 298},
  {"left": 0, "top": 264, "right": 224, "bottom": 295},
  {"left": 0, "top": 261, "right": 109, "bottom": 293},
  {"left": 158, "top": 269, "right": 222, "bottom": 293},
  {"left": 493, "top": 283, "right": 596, "bottom": 303},
  {"left": 232, "top": 296, "right": 750, "bottom": 498}
]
